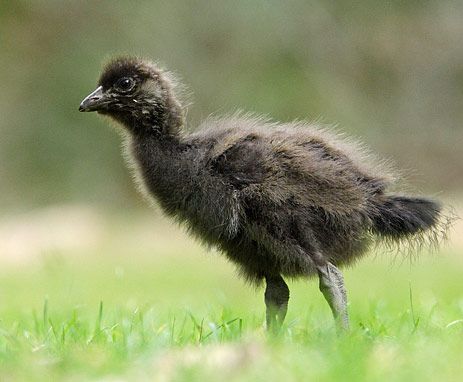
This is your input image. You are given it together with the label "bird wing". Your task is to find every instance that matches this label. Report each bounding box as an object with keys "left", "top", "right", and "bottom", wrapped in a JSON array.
[
  {"left": 209, "top": 131, "right": 385, "bottom": 215},
  {"left": 210, "top": 135, "right": 268, "bottom": 189}
]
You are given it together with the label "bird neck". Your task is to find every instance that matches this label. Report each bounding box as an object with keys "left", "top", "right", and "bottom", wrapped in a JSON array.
[{"left": 130, "top": 131, "right": 194, "bottom": 215}]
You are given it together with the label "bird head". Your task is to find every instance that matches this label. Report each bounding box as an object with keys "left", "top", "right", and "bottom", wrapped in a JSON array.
[{"left": 79, "top": 56, "right": 184, "bottom": 135}]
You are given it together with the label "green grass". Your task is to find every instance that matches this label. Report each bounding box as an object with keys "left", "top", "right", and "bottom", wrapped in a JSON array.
[{"left": 0, "top": 215, "right": 462, "bottom": 381}]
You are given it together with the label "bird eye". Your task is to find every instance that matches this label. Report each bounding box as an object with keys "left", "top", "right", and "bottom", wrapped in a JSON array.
[{"left": 115, "top": 77, "right": 135, "bottom": 92}]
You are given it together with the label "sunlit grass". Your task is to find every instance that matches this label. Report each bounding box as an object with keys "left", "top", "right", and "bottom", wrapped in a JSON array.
[{"left": 0, "top": 212, "right": 462, "bottom": 380}]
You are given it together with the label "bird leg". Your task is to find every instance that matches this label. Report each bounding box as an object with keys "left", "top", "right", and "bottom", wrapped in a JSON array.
[
  {"left": 264, "top": 275, "right": 290, "bottom": 333},
  {"left": 317, "top": 262, "right": 349, "bottom": 331}
]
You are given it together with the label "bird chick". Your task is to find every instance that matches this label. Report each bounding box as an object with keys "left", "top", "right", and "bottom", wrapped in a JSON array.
[{"left": 80, "top": 56, "right": 447, "bottom": 332}]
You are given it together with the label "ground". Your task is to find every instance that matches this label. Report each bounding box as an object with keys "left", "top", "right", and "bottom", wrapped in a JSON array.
[{"left": 0, "top": 204, "right": 462, "bottom": 381}]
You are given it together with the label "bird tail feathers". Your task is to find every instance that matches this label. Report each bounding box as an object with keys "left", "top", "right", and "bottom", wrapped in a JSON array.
[{"left": 371, "top": 195, "right": 442, "bottom": 238}]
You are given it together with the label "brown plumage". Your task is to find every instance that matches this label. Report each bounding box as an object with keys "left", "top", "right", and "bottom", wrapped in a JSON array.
[{"left": 79, "top": 56, "right": 447, "bottom": 331}]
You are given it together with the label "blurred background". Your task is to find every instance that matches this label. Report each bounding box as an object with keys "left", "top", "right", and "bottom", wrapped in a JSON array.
[{"left": 0, "top": 1, "right": 462, "bottom": 271}]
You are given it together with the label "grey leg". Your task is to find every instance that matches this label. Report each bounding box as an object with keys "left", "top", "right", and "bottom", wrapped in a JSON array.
[
  {"left": 264, "top": 275, "right": 290, "bottom": 332},
  {"left": 317, "top": 262, "right": 349, "bottom": 331}
]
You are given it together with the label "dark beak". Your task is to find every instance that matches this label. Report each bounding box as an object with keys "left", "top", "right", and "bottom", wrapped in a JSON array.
[{"left": 79, "top": 86, "right": 107, "bottom": 112}]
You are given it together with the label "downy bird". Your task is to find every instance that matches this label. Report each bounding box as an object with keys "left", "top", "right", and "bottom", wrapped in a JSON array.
[{"left": 79, "top": 56, "right": 448, "bottom": 331}]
